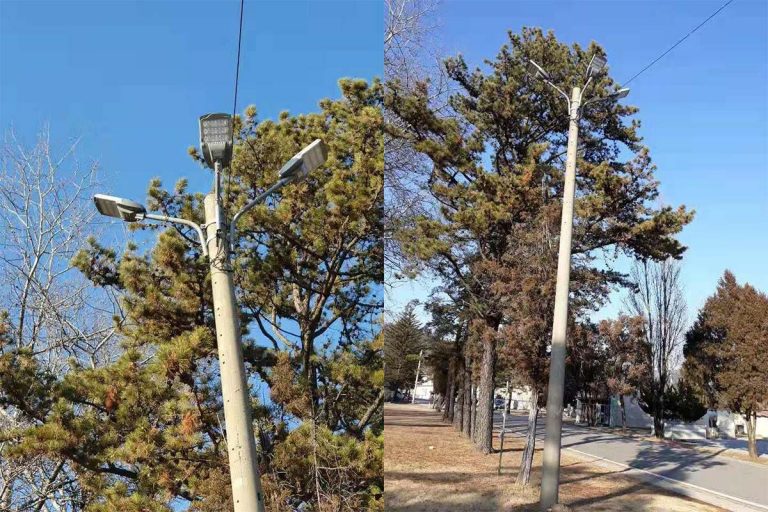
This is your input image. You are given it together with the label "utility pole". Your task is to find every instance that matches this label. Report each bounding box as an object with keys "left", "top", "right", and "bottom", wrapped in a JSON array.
[
  {"left": 205, "top": 189, "right": 265, "bottom": 512},
  {"left": 539, "top": 85, "right": 581, "bottom": 510},
  {"left": 526, "top": 57, "right": 629, "bottom": 511},
  {"left": 498, "top": 380, "right": 510, "bottom": 475},
  {"left": 93, "top": 114, "right": 327, "bottom": 512},
  {"left": 412, "top": 349, "right": 423, "bottom": 404}
]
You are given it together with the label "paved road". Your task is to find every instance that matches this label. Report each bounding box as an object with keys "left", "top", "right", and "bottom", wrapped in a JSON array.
[{"left": 495, "top": 411, "right": 768, "bottom": 511}]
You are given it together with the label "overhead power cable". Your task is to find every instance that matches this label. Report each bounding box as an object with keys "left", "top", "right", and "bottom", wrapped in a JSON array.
[
  {"left": 621, "top": 0, "right": 735, "bottom": 86},
  {"left": 226, "top": 0, "right": 245, "bottom": 207}
]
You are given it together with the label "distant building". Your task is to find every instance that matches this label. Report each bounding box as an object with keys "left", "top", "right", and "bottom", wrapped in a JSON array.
[{"left": 413, "top": 380, "right": 433, "bottom": 401}]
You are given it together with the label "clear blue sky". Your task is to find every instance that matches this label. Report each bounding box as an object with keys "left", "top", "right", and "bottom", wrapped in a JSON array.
[
  {"left": 1, "top": 0, "right": 382, "bottom": 216},
  {"left": 387, "top": 0, "right": 768, "bottom": 325}
]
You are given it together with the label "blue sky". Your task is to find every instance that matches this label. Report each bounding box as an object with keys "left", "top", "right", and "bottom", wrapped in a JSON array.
[{"left": 387, "top": 0, "right": 768, "bottom": 326}]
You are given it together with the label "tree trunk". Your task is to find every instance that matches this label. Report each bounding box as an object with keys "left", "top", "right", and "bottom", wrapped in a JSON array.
[
  {"left": 462, "top": 361, "right": 472, "bottom": 436},
  {"left": 516, "top": 389, "right": 539, "bottom": 486},
  {"left": 474, "top": 328, "right": 497, "bottom": 454},
  {"left": 653, "top": 385, "right": 665, "bottom": 438},
  {"left": 453, "top": 359, "right": 465, "bottom": 431},
  {"left": 443, "top": 357, "right": 456, "bottom": 422},
  {"left": 469, "top": 384, "right": 477, "bottom": 442},
  {"left": 747, "top": 411, "right": 758, "bottom": 460}
]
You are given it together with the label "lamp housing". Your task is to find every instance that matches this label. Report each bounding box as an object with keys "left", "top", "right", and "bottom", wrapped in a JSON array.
[
  {"left": 93, "top": 194, "right": 147, "bottom": 222},
  {"left": 611, "top": 88, "right": 630, "bottom": 100},
  {"left": 527, "top": 59, "right": 551, "bottom": 81},
  {"left": 278, "top": 139, "right": 328, "bottom": 184},
  {"left": 587, "top": 54, "right": 607, "bottom": 77},
  {"left": 199, "top": 113, "right": 233, "bottom": 168}
]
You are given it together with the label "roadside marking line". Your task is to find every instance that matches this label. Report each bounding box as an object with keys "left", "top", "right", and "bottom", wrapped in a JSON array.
[
  {"left": 564, "top": 446, "right": 768, "bottom": 512},
  {"left": 498, "top": 426, "right": 768, "bottom": 512}
]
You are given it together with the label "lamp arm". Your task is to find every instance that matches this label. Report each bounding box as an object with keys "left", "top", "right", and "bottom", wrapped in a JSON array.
[
  {"left": 229, "top": 178, "right": 288, "bottom": 247},
  {"left": 580, "top": 94, "right": 611, "bottom": 110},
  {"left": 582, "top": 75, "right": 594, "bottom": 93},
  {"left": 142, "top": 213, "right": 209, "bottom": 257},
  {"left": 544, "top": 79, "right": 571, "bottom": 109}
]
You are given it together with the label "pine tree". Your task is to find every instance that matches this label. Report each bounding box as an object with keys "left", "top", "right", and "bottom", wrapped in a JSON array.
[
  {"left": 386, "top": 27, "right": 693, "bottom": 464},
  {"left": 0, "top": 80, "right": 384, "bottom": 511},
  {"left": 383, "top": 304, "right": 426, "bottom": 400}
]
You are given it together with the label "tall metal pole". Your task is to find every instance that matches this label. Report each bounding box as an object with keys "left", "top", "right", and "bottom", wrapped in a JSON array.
[
  {"left": 204, "top": 192, "right": 265, "bottom": 512},
  {"left": 498, "top": 380, "right": 510, "bottom": 475},
  {"left": 540, "top": 86, "right": 581, "bottom": 510},
  {"left": 412, "top": 349, "right": 423, "bottom": 404}
]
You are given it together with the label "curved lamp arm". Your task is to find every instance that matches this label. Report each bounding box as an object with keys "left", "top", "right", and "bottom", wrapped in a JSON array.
[
  {"left": 142, "top": 213, "right": 208, "bottom": 257},
  {"left": 543, "top": 79, "right": 571, "bottom": 109},
  {"left": 229, "top": 178, "right": 288, "bottom": 247}
]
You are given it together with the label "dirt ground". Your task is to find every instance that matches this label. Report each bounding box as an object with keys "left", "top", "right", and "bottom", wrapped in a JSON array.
[{"left": 384, "top": 403, "right": 724, "bottom": 512}]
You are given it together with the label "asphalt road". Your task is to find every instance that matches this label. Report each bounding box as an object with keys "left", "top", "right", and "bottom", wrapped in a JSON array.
[{"left": 495, "top": 410, "right": 768, "bottom": 511}]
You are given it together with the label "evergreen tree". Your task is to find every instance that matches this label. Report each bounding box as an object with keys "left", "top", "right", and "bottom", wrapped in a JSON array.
[
  {"left": 386, "top": 27, "right": 693, "bottom": 463},
  {"left": 383, "top": 304, "right": 426, "bottom": 399},
  {"left": 0, "top": 80, "right": 384, "bottom": 511},
  {"left": 684, "top": 271, "right": 768, "bottom": 459}
]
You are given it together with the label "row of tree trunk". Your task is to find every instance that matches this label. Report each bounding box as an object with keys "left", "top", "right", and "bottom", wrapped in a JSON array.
[{"left": 432, "top": 349, "right": 541, "bottom": 486}]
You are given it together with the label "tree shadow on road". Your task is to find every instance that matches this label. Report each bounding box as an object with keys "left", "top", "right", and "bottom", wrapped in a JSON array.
[{"left": 565, "top": 439, "right": 728, "bottom": 511}]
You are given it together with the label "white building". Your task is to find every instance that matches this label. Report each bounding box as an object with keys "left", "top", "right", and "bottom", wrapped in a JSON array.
[
  {"left": 598, "top": 394, "right": 768, "bottom": 440},
  {"left": 412, "top": 380, "right": 433, "bottom": 401}
]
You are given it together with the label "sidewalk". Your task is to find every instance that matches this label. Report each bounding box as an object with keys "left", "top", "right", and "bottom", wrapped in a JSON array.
[{"left": 385, "top": 403, "right": 723, "bottom": 511}]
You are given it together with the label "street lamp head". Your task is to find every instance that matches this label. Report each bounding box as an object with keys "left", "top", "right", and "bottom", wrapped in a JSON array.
[
  {"left": 278, "top": 139, "right": 328, "bottom": 184},
  {"left": 610, "top": 88, "right": 630, "bottom": 100},
  {"left": 93, "top": 194, "right": 147, "bottom": 222},
  {"left": 199, "top": 113, "right": 233, "bottom": 169},
  {"left": 526, "top": 59, "right": 551, "bottom": 81},
  {"left": 587, "top": 54, "right": 607, "bottom": 77}
]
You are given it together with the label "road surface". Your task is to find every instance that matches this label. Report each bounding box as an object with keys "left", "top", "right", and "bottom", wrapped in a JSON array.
[{"left": 495, "top": 410, "right": 768, "bottom": 511}]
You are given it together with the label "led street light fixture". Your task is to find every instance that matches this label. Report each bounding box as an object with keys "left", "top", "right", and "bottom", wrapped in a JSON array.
[
  {"left": 527, "top": 59, "right": 551, "bottom": 81},
  {"left": 278, "top": 139, "right": 328, "bottom": 184},
  {"left": 199, "top": 113, "right": 233, "bottom": 168},
  {"left": 587, "top": 54, "right": 608, "bottom": 77},
  {"left": 93, "top": 194, "right": 147, "bottom": 222},
  {"left": 611, "top": 88, "right": 630, "bottom": 100}
]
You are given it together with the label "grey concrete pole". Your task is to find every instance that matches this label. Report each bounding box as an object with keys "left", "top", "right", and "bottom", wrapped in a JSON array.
[
  {"left": 412, "top": 349, "right": 423, "bottom": 404},
  {"left": 204, "top": 193, "right": 265, "bottom": 512},
  {"left": 540, "top": 86, "right": 581, "bottom": 510}
]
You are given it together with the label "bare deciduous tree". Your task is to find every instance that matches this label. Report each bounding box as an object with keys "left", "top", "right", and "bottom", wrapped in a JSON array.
[
  {"left": 384, "top": 0, "right": 447, "bottom": 282},
  {"left": 625, "top": 259, "right": 687, "bottom": 438},
  {"left": 0, "top": 127, "right": 120, "bottom": 511}
]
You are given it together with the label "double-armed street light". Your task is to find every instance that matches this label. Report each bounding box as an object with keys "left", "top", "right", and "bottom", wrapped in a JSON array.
[
  {"left": 526, "top": 55, "right": 629, "bottom": 511},
  {"left": 94, "top": 114, "right": 327, "bottom": 512}
]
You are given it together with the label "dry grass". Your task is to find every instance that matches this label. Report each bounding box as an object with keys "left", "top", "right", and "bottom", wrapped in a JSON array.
[{"left": 384, "top": 403, "right": 725, "bottom": 512}]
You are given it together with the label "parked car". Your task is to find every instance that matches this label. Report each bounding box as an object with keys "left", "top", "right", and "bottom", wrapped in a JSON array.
[{"left": 494, "top": 397, "right": 505, "bottom": 410}]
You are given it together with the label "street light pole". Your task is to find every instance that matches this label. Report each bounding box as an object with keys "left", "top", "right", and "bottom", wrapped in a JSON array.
[
  {"left": 525, "top": 56, "right": 629, "bottom": 510},
  {"left": 204, "top": 192, "right": 265, "bottom": 512},
  {"left": 540, "top": 85, "right": 581, "bottom": 510},
  {"left": 93, "top": 116, "right": 327, "bottom": 512},
  {"left": 412, "top": 349, "right": 423, "bottom": 404}
]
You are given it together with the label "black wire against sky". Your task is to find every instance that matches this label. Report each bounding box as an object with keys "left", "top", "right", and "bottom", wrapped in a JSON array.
[
  {"left": 226, "top": 0, "right": 245, "bottom": 206},
  {"left": 232, "top": 0, "right": 245, "bottom": 129},
  {"left": 621, "top": 0, "right": 735, "bottom": 86}
]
